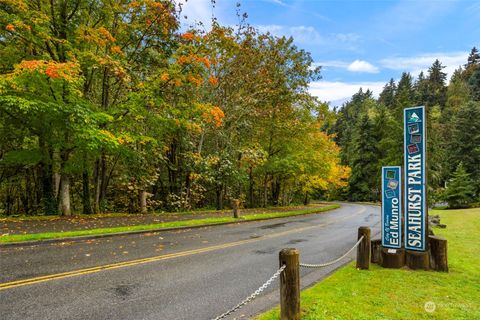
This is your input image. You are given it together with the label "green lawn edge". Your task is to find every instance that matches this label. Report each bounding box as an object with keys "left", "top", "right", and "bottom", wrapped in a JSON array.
[
  {"left": 0, "top": 204, "right": 340, "bottom": 243},
  {"left": 256, "top": 207, "right": 480, "bottom": 320}
]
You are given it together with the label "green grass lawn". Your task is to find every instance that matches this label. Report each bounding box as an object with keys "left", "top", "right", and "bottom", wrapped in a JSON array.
[
  {"left": 257, "top": 207, "right": 480, "bottom": 320},
  {"left": 0, "top": 204, "right": 340, "bottom": 243}
]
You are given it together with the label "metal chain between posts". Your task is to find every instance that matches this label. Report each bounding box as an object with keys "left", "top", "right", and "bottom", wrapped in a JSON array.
[
  {"left": 212, "top": 265, "right": 286, "bottom": 320},
  {"left": 300, "top": 236, "right": 364, "bottom": 269}
]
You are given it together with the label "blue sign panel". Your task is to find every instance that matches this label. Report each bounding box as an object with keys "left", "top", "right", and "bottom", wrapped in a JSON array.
[
  {"left": 382, "top": 166, "right": 402, "bottom": 249},
  {"left": 404, "top": 106, "right": 427, "bottom": 251}
]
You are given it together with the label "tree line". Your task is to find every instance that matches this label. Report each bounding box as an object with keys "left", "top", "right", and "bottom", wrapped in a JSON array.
[
  {"left": 329, "top": 47, "right": 480, "bottom": 208},
  {"left": 0, "top": 0, "right": 349, "bottom": 216}
]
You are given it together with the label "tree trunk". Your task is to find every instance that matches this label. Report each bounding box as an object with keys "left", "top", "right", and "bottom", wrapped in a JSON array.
[
  {"left": 263, "top": 175, "right": 268, "bottom": 207},
  {"left": 93, "top": 154, "right": 107, "bottom": 213},
  {"left": 272, "top": 179, "right": 281, "bottom": 205},
  {"left": 82, "top": 165, "right": 92, "bottom": 214},
  {"left": 5, "top": 184, "right": 13, "bottom": 215},
  {"left": 93, "top": 159, "right": 101, "bottom": 214},
  {"left": 248, "top": 167, "right": 254, "bottom": 208},
  {"left": 167, "top": 141, "right": 178, "bottom": 194},
  {"left": 303, "top": 192, "right": 309, "bottom": 205},
  {"left": 54, "top": 172, "right": 61, "bottom": 199},
  {"left": 99, "top": 153, "right": 107, "bottom": 209},
  {"left": 185, "top": 172, "right": 191, "bottom": 205},
  {"left": 216, "top": 185, "right": 224, "bottom": 210},
  {"left": 58, "top": 174, "right": 71, "bottom": 216},
  {"left": 139, "top": 190, "right": 148, "bottom": 214},
  {"left": 23, "top": 169, "right": 31, "bottom": 215},
  {"left": 39, "top": 152, "right": 56, "bottom": 214}
]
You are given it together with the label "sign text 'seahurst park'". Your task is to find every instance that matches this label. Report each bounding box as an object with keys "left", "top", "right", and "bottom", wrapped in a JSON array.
[{"left": 404, "top": 106, "right": 427, "bottom": 252}]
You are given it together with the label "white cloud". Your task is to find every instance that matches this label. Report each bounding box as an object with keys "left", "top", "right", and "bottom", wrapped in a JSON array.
[
  {"left": 347, "top": 60, "right": 379, "bottom": 73},
  {"left": 371, "top": 1, "right": 457, "bottom": 35},
  {"left": 257, "top": 25, "right": 323, "bottom": 44},
  {"left": 265, "top": 0, "right": 288, "bottom": 6},
  {"left": 380, "top": 52, "right": 468, "bottom": 79},
  {"left": 313, "top": 61, "right": 348, "bottom": 69},
  {"left": 309, "top": 81, "right": 385, "bottom": 107},
  {"left": 313, "top": 59, "right": 379, "bottom": 73},
  {"left": 255, "top": 25, "right": 360, "bottom": 50}
]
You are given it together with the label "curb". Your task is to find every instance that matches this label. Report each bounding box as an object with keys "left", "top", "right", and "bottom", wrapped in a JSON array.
[{"left": 0, "top": 205, "right": 341, "bottom": 248}]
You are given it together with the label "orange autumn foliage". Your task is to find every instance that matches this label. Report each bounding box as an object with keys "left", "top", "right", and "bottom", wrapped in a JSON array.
[
  {"left": 208, "top": 75, "right": 218, "bottom": 86},
  {"left": 202, "top": 106, "right": 224, "bottom": 127},
  {"left": 200, "top": 57, "right": 210, "bottom": 68},
  {"left": 45, "top": 65, "right": 59, "bottom": 78},
  {"left": 176, "top": 54, "right": 211, "bottom": 69},
  {"left": 160, "top": 73, "right": 170, "bottom": 81},
  {"left": 6, "top": 24, "right": 15, "bottom": 31},
  {"left": 187, "top": 74, "right": 203, "bottom": 87},
  {"left": 181, "top": 32, "right": 195, "bottom": 40},
  {"left": 18, "top": 60, "right": 42, "bottom": 70},
  {"left": 129, "top": 1, "right": 140, "bottom": 8},
  {"left": 15, "top": 60, "right": 80, "bottom": 81},
  {"left": 110, "top": 46, "right": 122, "bottom": 54},
  {"left": 98, "top": 27, "right": 115, "bottom": 43}
]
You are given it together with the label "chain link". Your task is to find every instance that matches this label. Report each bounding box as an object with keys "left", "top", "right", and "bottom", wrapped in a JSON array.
[
  {"left": 212, "top": 264, "right": 286, "bottom": 320},
  {"left": 300, "top": 236, "right": 364, "bottom": 269},
  {"left": 212, "top": 235, "right": 366, "bottom": 318}
]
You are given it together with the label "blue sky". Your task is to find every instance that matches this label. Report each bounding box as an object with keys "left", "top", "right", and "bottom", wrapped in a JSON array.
[{"left": 180, "top": 0, "right": 480, "bottom": 106}]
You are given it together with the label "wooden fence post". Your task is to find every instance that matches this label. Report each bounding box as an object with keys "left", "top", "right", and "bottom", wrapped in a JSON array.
[
  {"left": 429, "top": 235, "right": 448, "bottom": 272},
  {"left": 279, "top": 248, "right": 300, "bottom": 320},
  {"left": 356, "top": 226, "right": 371, "bottom": 270},
  {"left": 371, "top": 239, "right": 382, "bottom": 264},
  {"left": 232, "top": 199, "right": 240, "bottom": 218}
]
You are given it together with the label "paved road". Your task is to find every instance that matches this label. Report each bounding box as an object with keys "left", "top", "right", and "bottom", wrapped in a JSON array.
[{"left": 0, "top": 203, "right": 380, "bottom": 320}]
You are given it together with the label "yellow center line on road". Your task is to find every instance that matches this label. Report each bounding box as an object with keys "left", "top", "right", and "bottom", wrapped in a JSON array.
[{"left": 0, "top": 206, "right": 367, "bottom": 291}]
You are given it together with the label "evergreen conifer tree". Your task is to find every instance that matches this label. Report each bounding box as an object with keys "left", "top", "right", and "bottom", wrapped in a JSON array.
[
  {"left": 448, "top": 101, "right": 480, "bottom": 193},
  {"left": 426, "top": 59, "right": 448, "bottom": 108},
  {"left": 466, "top": 47, "right": 480, "bottom": 66},
  {"left": 379, "top": 78, "right": 396, "bottom": 109},
  {"left": 347, "top": 114, "right": 379, "bottom": 201},
  {"left": 395, "top": 72, "right": 415, "bottom": 119},
  {"left": 444, "top": 163, "right": 475, "bottom": 208}
]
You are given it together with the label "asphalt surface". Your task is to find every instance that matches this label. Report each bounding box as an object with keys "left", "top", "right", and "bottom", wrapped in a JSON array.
[{"left": 0, "top": 203, "right": 380, "bottom": 320}]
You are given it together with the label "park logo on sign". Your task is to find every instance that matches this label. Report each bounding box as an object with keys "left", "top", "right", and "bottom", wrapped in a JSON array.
[
  {"left": 382, "top": 166, "right": 402, "bottom": 249},
  {"left": 408, "top": 112, "right": 420, "bottom": 123},
  {"left": 404, "top": 106, "right": 427, "bottom": 251}
]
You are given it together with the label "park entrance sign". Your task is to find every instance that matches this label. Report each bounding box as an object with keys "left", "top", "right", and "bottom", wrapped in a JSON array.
[
  {"left": 381, "top": 166, "right": 402, "bottom": 249},
  {"left": 404, "top": 106, "right": 427, "bottom": 251}
]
